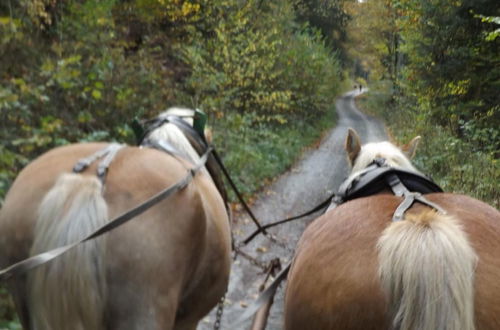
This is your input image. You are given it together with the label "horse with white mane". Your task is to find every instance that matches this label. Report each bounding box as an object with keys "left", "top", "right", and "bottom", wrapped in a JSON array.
[
  {"left": 0, "top": 107, "right": 231, "bottom": 330},
  {"left": 284, "top": 128, "right": 500, "bottom": 330}
]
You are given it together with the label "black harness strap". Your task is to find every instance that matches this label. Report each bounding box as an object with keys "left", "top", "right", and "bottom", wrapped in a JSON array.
[
  {"left": 242, "top": 194, "right": 333, "bottom": 244},
  {"left": 0, "top": 147, "right": 213, "bottom": 282},
  {"left": 211, "top": 148, "right": 267, "bottom": 235},
  {"left": 232, "top": 158, "right": 446, "bottom": 326}
]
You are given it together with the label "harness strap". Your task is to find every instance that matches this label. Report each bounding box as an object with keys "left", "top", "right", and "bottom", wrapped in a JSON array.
[
  {"left": 97, "top": 144, "right": 125, "bottom": 183},
  {"left": 73, "top": 143, "right": 122, "bottom": 173},
  {"left": 386, "top": 173, "right": 408, "bottom": 197},
  {"left": 0, "top": 147, "right": 213, "bottom": 282},
  {"left": 142, "top": 139, "right": 188, "bottom": 161},
  {"left": 242, "top": 193, "right": 334, "bottom": 244},
  {"left": 230, "top": 262, "right": 291, "bottom": 328},
  {"left": 386, "top": 173, "right": 447, "bottom": 222},
  {"left": 73, "top": 143, "right": 125, "bottom": 184}
]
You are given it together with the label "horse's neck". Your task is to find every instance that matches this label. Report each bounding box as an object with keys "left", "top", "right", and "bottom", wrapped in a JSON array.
[
  {"left": 148, "top": 124, "right": 201, "bottom": 165},
  {"left": 147, "top": 125, "right": 229, "bottom": 205}
]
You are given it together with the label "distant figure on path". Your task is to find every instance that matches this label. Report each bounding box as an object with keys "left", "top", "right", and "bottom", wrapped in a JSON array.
[{"left": 359, "top": 84, "right": 362, "bottom": 92}]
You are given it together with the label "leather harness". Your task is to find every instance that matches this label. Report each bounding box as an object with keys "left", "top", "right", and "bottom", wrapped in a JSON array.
[
  {"left": 0, "top": 116, "right": 214, "bottom": 281},
  {"left": 329, "top": 157, "right": 446, "bottom": 220},
  {"left": 232, "top": 158, "right": 446, "bottom": 326}
]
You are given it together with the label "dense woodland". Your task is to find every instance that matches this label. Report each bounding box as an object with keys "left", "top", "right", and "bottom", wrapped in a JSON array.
[
  {"left": 346, "top": 0, "right": 499, "bottom": 205},
  {"left": 0, "top": 0, "right": 499, "bottom": 325},
  {"left": 0, "top": 0, "right": 348, "bottom": 202}
]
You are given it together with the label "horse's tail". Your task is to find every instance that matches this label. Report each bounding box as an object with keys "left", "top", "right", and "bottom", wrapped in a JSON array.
[
  {"left": 28, "top": 173, "right": 108, "bottom": 330},
  {"left": 377, "top": 209, "right": 477, "bottom": 330}
]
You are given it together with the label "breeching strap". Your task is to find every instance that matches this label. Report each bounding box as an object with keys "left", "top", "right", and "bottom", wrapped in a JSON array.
[{"left": 0, "top": 147, "right": 213, "bottom": 282}]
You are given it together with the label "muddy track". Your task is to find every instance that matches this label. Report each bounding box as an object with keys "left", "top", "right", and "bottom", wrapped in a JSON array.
[{"left": 198, "top": 90, "right": 387, "bottom": 330}]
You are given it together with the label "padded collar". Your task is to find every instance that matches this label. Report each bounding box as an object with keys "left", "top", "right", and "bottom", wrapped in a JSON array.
[{"left": 337, "top": 158, "right": 443, "bottom": 203}]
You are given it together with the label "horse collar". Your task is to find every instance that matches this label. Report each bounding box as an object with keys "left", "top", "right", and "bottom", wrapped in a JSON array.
[{"left": 329, "top": 158, "right": 445, "bottom": 220}]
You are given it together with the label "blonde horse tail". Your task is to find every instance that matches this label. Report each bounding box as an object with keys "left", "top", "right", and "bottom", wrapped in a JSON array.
[
  {"left": 377, "top": 210, "right": 477, "bottom": 330},
  {"left": 28, "top": 173, "right": 108, "bottom": 330}
]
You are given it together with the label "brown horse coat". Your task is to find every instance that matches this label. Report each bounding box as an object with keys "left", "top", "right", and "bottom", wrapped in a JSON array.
[
  {"left": 285, "top": 193, "right": 500, "bottom": 329},
  {"left": 284, "top": 129, "right": 500, "bottom": 330},
  {"left": 0, "top": 142, "right": 231, "bottom": 330}
]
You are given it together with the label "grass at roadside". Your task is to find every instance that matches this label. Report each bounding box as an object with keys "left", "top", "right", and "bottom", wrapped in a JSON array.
[
  {"left": 212, "top": 107, "right": 337, "bottom": 199},
  {"left": 0, "top": 104, "right": 338, "bottom": 327},
  {"left": 356, "top": 83, "right": 499, "bottom": 208}
]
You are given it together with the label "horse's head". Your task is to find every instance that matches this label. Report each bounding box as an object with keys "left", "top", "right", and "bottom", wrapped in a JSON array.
[{"left": 345, "top": 128, "right": 421, "bottom": 179}]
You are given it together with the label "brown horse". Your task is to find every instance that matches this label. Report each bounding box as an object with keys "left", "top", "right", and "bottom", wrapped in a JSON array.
[
  {"left": 0, "top": 108, "right": 231, "bottom": 330},
  {"left": 284, "top": 128, "right": 500, "bottom": 330}
]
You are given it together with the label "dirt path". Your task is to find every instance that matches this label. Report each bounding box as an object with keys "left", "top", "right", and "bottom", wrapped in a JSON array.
[{"left": 199, "top": 89, "right": 387, "bottom": 330}]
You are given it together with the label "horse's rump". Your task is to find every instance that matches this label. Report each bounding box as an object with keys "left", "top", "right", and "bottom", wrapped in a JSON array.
[
  {"left": 29, "top": 173, "right": 108, "bottom": 330},
  {"left": 0, "top": 142, "right": 231, "bottom": 329},
  {"left": 284, "top": 193, "right": 500, "bottom": 330}
]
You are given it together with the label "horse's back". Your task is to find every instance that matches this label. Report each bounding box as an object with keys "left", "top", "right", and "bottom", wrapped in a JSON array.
[
  {"left": 0, "top": 143, "right": 113, "bottom": 267},
  {"left": 0, "top": 142, "right": 231, "bottom": 329},
  {"left": 284, "top": 193, "right": 500, "bottom": 330},
  {"left": 438, "top": 194, "right": 500, "bottom": 330}
]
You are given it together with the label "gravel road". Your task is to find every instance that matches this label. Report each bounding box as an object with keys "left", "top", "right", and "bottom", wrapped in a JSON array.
[{"left": 199, "top": 89, "right": 387, "bottom": 330}]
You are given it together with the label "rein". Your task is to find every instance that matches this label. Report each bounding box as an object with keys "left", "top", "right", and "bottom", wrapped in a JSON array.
[
  {"left": 139, "top": 114, "right": 332, "bottom": 245},
  {"left": 231, "top": 157, "right": 446, "bottom": 327},
  {"left": 0, "top": 147, "right": 213, "bottom": 282}
]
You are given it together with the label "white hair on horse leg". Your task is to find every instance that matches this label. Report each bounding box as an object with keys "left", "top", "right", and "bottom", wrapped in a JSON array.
[
  {"left": 28, "top": 173, "right": 107, "bottom": 330},
  {"left": 377, "top": 210, "right": 477, "bottom": 330}
]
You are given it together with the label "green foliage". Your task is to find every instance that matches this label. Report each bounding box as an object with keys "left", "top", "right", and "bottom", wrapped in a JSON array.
[
  {"left": 0, "top": 286, "right": 19, "bottom": 330},
  {"left": 292, "top": 0, "right": 350, "bottom": 63},
  {"left": 178, "top": 0, "right": 344, "bottom": 125},
  {"left": 396, "top": 0, "right": 499, "bottom": 134},
  {"left": 474, "top": 14, "right": 500, "bottom": 41},
  {"left": 348, "top": 0, "right": 498, "bottom": 206},
  {"left": 358, "top": 84, "right": 499, "bottom": 207},
  {"left": 0, "top": 0, "right": 345, "bottom": 322},
  {"left": 346, "top": 0, "right": 403, "bottom": 85},
  {"left": 215, "top": 106, "right": 337, "bottom": 196}
]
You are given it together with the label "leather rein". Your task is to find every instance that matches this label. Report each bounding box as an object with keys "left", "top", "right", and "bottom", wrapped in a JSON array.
[
  {"left": 0, "top": 143, "right": 213, "bottom": 281},
  {"left": 231, "top": 157, "right": 446, "bottom": 326}
]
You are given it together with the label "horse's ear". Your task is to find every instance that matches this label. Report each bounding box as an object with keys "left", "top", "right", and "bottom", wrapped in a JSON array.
[
  {"left": 345, "top": 128, "right": 361, "bottom": 166},
  {"left": 402, "top": 136, "right": 421, "bottom": 159}
]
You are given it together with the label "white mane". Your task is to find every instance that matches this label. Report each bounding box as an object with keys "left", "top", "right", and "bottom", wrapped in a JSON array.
[
  {"left": 158, "top": 107, "right": 195, "bottom": 125},
  {"left": 349, "top": 141, "right": 419, "bottom": 180},
  {"left": 145, "top": 107, "right": 201, "bottom": 165}
]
